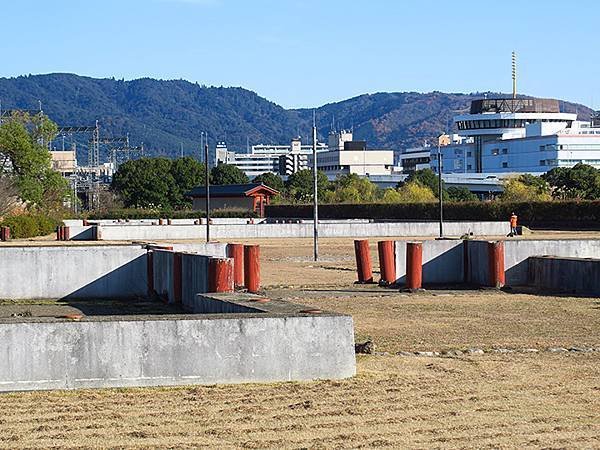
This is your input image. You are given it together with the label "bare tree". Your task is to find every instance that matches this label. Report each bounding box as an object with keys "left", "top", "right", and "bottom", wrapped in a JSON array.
[{"left": 0, "top": 177, "right": 19, "bottom": 217}]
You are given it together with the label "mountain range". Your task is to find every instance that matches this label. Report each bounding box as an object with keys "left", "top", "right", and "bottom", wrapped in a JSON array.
[{"left": 0, "top": 73, "right": 593, "bottom": 163}]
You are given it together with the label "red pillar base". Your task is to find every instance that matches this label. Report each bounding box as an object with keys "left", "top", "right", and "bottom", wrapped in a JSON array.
[
  {"left": 354, "top": 240, "right": 373, "bottom": 283},
  {"left": 406, "top": 242, "right": 423, "bottom": 290}
]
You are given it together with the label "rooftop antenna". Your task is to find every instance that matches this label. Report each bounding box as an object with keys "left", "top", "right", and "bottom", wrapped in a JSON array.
[{"left": 512, "top": 51, "right": 517, "bottom": 99}]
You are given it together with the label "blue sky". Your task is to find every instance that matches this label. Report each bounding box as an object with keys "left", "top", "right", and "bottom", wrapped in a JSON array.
[{"left": 1, "top": 0, "right": 598, "bottom": 108}]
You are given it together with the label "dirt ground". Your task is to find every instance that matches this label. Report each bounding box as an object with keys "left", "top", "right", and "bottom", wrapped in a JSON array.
[{"left": 0, "top": 237, "right": 599, "bottom": 448}]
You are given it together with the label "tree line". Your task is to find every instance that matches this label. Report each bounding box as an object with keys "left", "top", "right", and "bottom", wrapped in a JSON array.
[{"left": 110, "top": 158, "right": 600, "bottom": 210}]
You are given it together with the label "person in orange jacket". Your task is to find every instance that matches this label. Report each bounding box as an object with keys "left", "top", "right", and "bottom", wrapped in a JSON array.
[{"left": 509, "top": 212, "right": 518, "bottom": 236}]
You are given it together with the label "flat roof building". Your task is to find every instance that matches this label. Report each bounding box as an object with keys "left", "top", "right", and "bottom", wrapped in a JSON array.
[
  {"left": 311, "top": 130, "right": 394, "bottom": 179},
  {"left": 216, "top": 139, "right": 326, "bottom": 178},
  {"left": 433, "top": 97, "right": 600, "bottom": 174}
]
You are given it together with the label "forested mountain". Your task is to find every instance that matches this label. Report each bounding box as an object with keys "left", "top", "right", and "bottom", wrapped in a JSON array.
[{"left": 0, "top": 73, "right": 593, "bottom": 162}]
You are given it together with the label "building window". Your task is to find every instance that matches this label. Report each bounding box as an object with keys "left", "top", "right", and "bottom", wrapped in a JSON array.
[
  {"left": 502, "top": 148, "right": 508, "bottom": 154},
  {"left": 467, "top": 164, "right": 472, "bottom": 170},
  {"left": 539, "top": 145, "right": 545, "bottom": 151},
  {"left": 491, "top": 148, "right": 499, "bottom": 156},
  {"left": 502, "top": 162, "right": 508, "bottom": 168},
  {"left": 467, "top": 151, "right": 472, "bottom": 157},
  {"left": 540, "top": 160, "right": 546, "bottom": 166}
]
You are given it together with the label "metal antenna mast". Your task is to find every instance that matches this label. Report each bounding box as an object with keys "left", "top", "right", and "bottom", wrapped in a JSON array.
[
  {"left": 312, "top": 110, "right": 319, "bottom": 262},
  {"left": 512, "top": 51, "right": 517, "bottom": 99}
]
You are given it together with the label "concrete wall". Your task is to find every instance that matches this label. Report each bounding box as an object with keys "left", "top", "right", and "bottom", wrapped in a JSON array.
[
  {"left": 169, "top": 242, "right": 228, "bottom": 258},
  {"left": 392, "top": 238, "right": 600, "bottom": 288},
  {"left": 0, "top": 313, "right": 355, "bottom": 391},
  {"left": 180, "top": 253, "right": 211, "bottom": 309},
  {"left": 152, "top": 250, "right": 174, "bottom": 302},
  {"left": 395, "top": 240, "right": 464, "bottom": 284},
  {"left": 91, "top": 221, "right": 509, "bottom": 241},
  {"left": 528, "top": 256, "right": 600, "bottom": 296},
  {"left": 0, "top": 245, "right": 148, "bottom": 299},
  {"left": 68, "top": 225, "right": 95, "bottom": 240},
  {"left": 465, "top": 240, "right": 493, "bottom": 286},
  {"left": 504, "top": 239, "right": 600, "bottom": 285}
]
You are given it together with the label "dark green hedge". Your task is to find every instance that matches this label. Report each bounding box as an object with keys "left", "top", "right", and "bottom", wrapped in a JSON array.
[
  {"left": 0, "top": 214, "right": 61, "bottom": 239},
  {"left": 86, "top": 208, "right": 258, "bottom": 220},
  {"left": 266, "top": 201, "right": 600, "bottom": 228}
]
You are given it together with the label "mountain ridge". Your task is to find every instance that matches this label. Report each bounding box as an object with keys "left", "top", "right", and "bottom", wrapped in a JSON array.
[{"left": 0, "top": 73, "right": 593, "bottom": 162}]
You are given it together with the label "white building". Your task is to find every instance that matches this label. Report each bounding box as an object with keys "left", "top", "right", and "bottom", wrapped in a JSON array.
[
  {"left": 394, "top": 144, "right": 432, "bottom": 174},
  {"left": 433, "top": 98, "right": 600, "bottom": 174},
  {"left": 310, "top": 130, "right": 394, "bottom": 178},
  {"left": 216, "top": 138, "right": 326, "bottom": 178}
]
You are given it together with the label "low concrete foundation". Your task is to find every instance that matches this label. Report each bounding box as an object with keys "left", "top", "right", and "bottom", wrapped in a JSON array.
[
  {"left": 528, "top": 256, "right": 600, "bottom": 296},
  {"left": 0, "top": 293, "right": 355, "bottom": 391},
  {"left": 70, "top": 221, "right": 510, "bottom": 241},
  {"left": 0, "top": 245, "right": 148, "bottom": 299},
  {"left": 392, "top": 238, "right": 600, "bottom": 288}
]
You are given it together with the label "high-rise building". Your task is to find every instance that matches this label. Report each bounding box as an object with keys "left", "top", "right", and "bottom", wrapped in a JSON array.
[{"left": 433, "top": 98, "right": 600, "bottom": 174}]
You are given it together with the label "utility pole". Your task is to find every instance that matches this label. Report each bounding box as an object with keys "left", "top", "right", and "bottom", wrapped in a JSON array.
[
  {"left": 312, "top": 111, "right": 319, "bottom": 261},
  {"left": 200, "top": 132, "right": 204, "bottom": 162},
  {"left": 437, "top": 143, "right": 444, "bottom": 239},
  {"left": 204, "top": 142, "right": 210, "bottom": 243}
]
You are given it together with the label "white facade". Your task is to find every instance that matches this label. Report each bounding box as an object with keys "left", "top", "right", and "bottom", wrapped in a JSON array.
[
  {"left": 394, "top": 146, "right": 431, "bottom": 174},
  {"left": 215, "top": 138, "right": 326, "bottom": 178},
  {"left": 434, "top": 97, "right": 600, "bottom": 174},
  {"left": 306, "top": 130, "right": 393, "bottom": 178}
]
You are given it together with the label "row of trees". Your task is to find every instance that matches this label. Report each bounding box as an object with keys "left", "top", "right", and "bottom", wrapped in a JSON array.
[
  {"left": 110, "top": 157, "right": 600, "bottom": 210},
  {"left": 111, "top": 158, "right": 256, "bottom": 209}
]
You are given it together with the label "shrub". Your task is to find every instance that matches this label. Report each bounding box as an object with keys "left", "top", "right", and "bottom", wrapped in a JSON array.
[
  {"left": 265, "top": 201, "right": 600, "bottom": 228},
  {"left": 0, "top": 213, "right": 61, "bottom": 238},
  {"left": 86, "top": 208, "right": 258, "bottom": 220}
]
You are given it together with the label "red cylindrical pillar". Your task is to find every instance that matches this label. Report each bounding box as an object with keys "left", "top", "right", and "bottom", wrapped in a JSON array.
[
  {"left": 227, "top": 243, "right": 245, "bottom": 288},
  {"left": 158, "top": 218, "right": 164, "bottom": 225},
  {"left": 406, "top": 242, "right": 423, "bottom": 290},
  {"left": 377, "top": 240, "right": 396, "bottom": 285},
  {"left": 209, "top": 258, "right": 234, "bottom": 293},
  {"left": 488, "top": 241, "right": 505, "bottom": 288},
  {"left": 57, "top": 226, "right": 64, "bottom": 241},
  {"left": 173, "top": 252, "right": 182, "bottom": 303},
  {"left": 167, "top": 219, "right": 172, "bottom": 225},
  {"left": 244, "top": 245, "right": 261, "bottom": 293},
  {"left": 0, "top": 227, "right": 6, "bottom": 241},
  {"left": 63, "top": 226, "right": 70, "bottom": 241},
  {"left": 354, "top": 240, "right": 373, "bottom": 283}
]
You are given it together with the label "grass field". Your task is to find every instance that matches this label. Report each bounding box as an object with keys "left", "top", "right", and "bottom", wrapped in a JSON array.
[{"left": 0, "top": 237, "right": 599, "bottom": 448}]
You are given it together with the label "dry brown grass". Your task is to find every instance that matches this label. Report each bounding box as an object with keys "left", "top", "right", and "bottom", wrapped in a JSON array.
[
  {"left": 0, "top": 355, "right": 598, "bottom": 449},
  {"left": 1, "top": 236, "right": 599, "bottom": 448},
  {"left": 286, "top": 288, "right": 600, "bottom": 353}
]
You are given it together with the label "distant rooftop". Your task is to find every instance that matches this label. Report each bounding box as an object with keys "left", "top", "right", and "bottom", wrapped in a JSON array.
[
  {"left": 470, "top": 98, "right": 560, "bottom": 114},
  {"left": 186, "top": 183, "right": 279, "bottom": 198}
]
